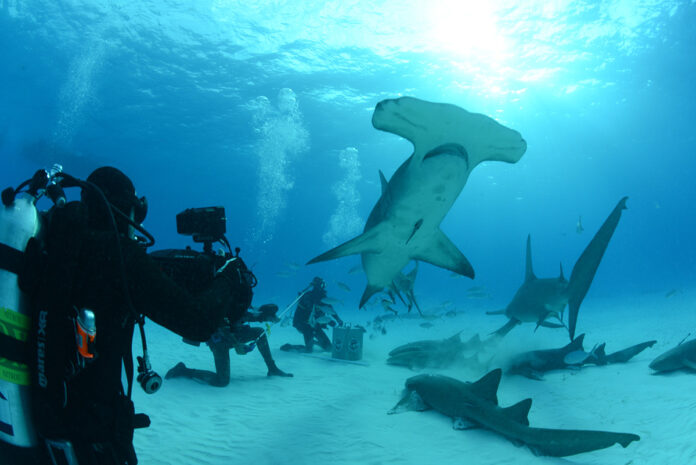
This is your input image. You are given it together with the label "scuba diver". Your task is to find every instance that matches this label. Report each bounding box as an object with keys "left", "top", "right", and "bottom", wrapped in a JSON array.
[
  {"left": 165, "top": 303, "right": 292, "bottom": 386},
  {"left": 0, "top": 166, "right": 253, "bottom": 465},
  {"left": 281, "top": 277, "right": 343, "bottom": 353}
]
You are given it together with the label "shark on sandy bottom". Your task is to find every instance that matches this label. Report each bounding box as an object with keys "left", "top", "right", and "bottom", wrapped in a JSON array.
[
  {"left": 308, "top": 97, "right": 527, "bottom": 307},
  {"left": 387, "top": 332, "right": 487, "bottom": 370},
  {"left": 389, "top": 369, "right": 640, "bottom": 457},
  {"left": 508, "top": 335, "right": 657, "bottom": 380},
  {"left": 649, "top": 337, "right": 696, "bottom": 373},
  {"left": 489, "top": 196, "right": 628, "bottom": 340}
]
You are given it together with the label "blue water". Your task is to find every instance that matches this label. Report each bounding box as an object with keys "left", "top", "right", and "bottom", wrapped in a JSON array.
[{"left": 1, "top": 0, "right": 695, "bottom": 316}]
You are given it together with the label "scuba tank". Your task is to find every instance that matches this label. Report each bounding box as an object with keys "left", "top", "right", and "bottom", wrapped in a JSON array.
[{"left": 0, "top": 178, "right": 44, "bottom": 448}]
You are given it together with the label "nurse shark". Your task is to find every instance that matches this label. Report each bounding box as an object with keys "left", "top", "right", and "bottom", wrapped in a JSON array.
[
  {"left": 308, "top": 97, "right": 527, "bottom": 307},
  {"left": 389, "top": 369, "right": 640, "bottom": 457}
]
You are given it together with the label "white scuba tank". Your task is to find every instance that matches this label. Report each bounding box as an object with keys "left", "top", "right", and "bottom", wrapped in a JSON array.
[{"left": 0, "top": 192, "right": 41, "bottom": 447}]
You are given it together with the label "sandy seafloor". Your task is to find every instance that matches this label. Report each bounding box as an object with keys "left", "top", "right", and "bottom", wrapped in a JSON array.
[{"left": 130, "top": 289, "right": 696, "bottom": 465}]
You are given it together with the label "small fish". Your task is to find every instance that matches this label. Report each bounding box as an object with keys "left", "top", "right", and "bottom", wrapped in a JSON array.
[
  {"left": 348, "top": 265, "right": 362, "bottom": 275},
  {"left": 322, "top": 297, "right": 343, "bottom": 306},
  {"left": 467, "top": 291, "right": 491, "bottom": 300},
  {"left": 576, "top": 215, "right": 584, "bottom": 234},
  {"left": 445, "top": 310, "right": 457, "bottom": 318},
  {"left": 419, "top": 322, "right": 434, "bottom": 329},
  {"left": 286, "top": 261, "right": 301, "bottom": 270},
  {"left": 337, "top": 281, "right": 351, "bottom": 292},
  {"left": 276, "top": 271, "right": 295, "bottom": 278},
  {"left": 665, "top": 289, "right": 680, "bottom": 298}
]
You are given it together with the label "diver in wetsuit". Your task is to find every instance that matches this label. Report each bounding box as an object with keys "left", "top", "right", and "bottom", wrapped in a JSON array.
[
  {"left": 289, "top": 277, "right": 343, "bottom": 353},
  {"left": 165, "top": 304, "right": 292, "bottom": 386},
  {"left": 1, "top": 166, "right": 248, "bottom": 465}
]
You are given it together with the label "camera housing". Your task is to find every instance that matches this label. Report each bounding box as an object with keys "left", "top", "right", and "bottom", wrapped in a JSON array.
[{"left": 176, "top": 206, "right": 226, "bottom": 245}]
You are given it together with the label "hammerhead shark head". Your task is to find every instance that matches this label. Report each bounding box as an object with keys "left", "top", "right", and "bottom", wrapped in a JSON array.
[
  {"left": 650, "top": 337, "right": 696, "bottom": 373},
  {"left": 489, "top": 196, "right": 628, "bottom": 340},
  {"left": 308, "top": 97, "right": 527, "bottom": 307},
  {"left": 389, "top": 369, "right": 640, "bottom": 457}
]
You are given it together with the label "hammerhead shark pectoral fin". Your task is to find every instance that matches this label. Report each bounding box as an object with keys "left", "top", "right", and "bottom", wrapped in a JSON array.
[
  {"left": 537, "top": 320, "right": 566, "bottom": 330},
  {"left": 306, "top": 225, "right": 386, "bottom": 265},
  {"left": 567, "top": 197, "right": 628, "bottom": 340},
  {"left": 491, "top": 319, "right": 520, "bottom": 338},
  {"left": 412, "top": 229, "right": 474, "bottom": 278}
]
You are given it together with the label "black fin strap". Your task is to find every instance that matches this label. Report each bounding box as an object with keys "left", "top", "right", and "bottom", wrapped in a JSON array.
[
  {"left": 0, "top": 332, "right": 27, "bottom": 364},
  {"left": 0, "top": 242, "right": 23, "bottom": 275}
]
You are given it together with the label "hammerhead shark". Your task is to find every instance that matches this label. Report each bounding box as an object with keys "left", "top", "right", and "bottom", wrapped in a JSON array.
[
  {"left": 649, "top": 337, "right": 696, "bottom": 373},
  {"left": 389, "top": 369, "right": 640, "bottom": 457},
  {"left": 308, "top": 97, "right": 527, "bottom": 307},
  {"left": 489, "top": 196, "right": 628, "bottom": 340}
]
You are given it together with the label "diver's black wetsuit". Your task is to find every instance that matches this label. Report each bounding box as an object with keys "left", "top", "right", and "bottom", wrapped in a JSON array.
[
  {"left": 11, "top": 201, "right": 246, "bottom": 465},
  {"left": 166, "top": 322, "right": 291, "bottom": 386},
  {"left": 292, "top": 288, "right": 341, "bottom": 352}
]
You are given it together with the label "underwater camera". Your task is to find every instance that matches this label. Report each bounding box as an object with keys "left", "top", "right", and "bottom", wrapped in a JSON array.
[{"left": 149, "top": 206, "right": 257, "bottom": 295}]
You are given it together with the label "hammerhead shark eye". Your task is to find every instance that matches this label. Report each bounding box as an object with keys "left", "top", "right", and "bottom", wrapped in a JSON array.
[{"left": 423, "top": 143, "right": 469, "bottom": 168}]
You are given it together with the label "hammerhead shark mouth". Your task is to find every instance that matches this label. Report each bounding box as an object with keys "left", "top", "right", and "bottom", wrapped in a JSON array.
[{"left": 308, "top": 97, "right": 527, "bottom": 307}]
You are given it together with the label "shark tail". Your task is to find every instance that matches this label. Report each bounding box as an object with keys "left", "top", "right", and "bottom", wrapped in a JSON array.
[
  {"left": 566, "top": 197, "right": 628, "bottom": 340},
  {"left": 523, "top": 427, "right": 640, "bottom": 457}
]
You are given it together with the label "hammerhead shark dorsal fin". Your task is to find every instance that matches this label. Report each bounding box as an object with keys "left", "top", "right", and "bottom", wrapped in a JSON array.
[
  {"left": 500, "top": 398, "right": 532, "bottom": 426},
  {"left": 412, "top": 229, "right": 475, "bottom": 278},
  {"left": 567, "top": 197, "right": 628, "bottom": 340},
  {"left": 559, "top": 262, "right": 565, "bottom": 281},
  {"left": 469, "top": 369, "right": 501, "bottom": 405},
  {"left": 525, "top": 235, "right": 536, "bottom": 282}
]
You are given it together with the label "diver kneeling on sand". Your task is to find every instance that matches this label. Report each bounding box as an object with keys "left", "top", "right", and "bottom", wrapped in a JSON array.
[
  {"left": 166, "top": 303, "right": 293, "bottom": 386},
  {"left": 281, "top": 276, "right": 343, "bottom": 353}
]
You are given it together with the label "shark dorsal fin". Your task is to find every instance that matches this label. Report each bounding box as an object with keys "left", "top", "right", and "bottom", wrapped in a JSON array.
[
  {"left": 501, "top": 398, "right": 532, "bottom": 426},
  {"left": 525, "top": 235, "right": 536, "bottom": 282},
  {"left": 469, "top": 369, "right": 501, "bottom": 405},
  {"left": 378, "top": 170, "right": 389, "bottom": 195},
  {"left": 559, "top": 262, "right": 565, "bottom": 281},
  {"left": 565, "top": 333, "right": 585, "bottom": 352}
]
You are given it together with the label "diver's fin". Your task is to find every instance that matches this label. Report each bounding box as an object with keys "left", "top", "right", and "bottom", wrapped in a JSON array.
[{"left": 567, "top": 197, "right": 628, "bottom": 340}]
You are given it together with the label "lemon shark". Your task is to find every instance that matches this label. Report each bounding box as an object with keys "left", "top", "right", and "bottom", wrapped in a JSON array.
[
  {"left": 389, "top": 369, "right": 640, "bottom": 457},
  {"left": 489, "top": 197, "right": 628, "bottom": 340},
  {"left": 308, "top": 97, "right": 527, "bottom": 307}
]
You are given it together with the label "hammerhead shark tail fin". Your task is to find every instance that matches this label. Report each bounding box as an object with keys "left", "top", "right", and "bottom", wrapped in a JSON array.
[{"left": 567, "top": 197, "right": 628, "bottom": 340}]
